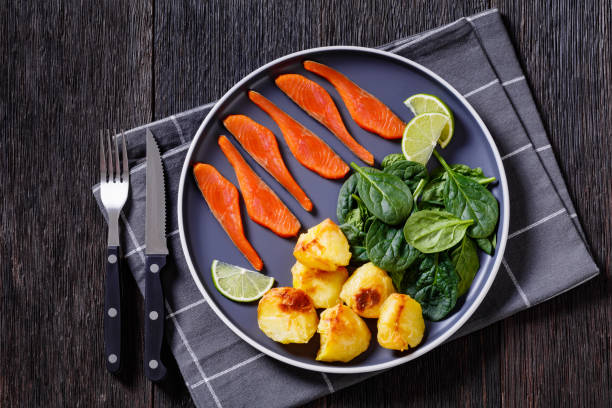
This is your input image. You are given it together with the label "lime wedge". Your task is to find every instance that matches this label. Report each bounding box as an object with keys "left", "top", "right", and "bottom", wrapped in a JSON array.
[
  {"left": 211, "top": 260, "right": 274, "bottom": 302},
  {"left": 404, "top": 94, "right": 454, "bottom": 148},
  {"left": 401, "top": 113, "right": 450, "bottom": 165}
]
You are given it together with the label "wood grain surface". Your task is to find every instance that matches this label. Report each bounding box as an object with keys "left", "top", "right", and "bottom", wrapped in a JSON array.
[{"left": 1, "top": 1, "right": 610, "bottom": 407}]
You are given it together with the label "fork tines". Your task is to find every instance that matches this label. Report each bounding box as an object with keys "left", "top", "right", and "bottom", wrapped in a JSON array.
[{"left": 100, "top": 130, "right": 129, "bottom": 184}]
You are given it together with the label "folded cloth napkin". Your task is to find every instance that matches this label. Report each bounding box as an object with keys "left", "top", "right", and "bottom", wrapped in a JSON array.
[{"left": 93, "top": 8, "right": 598, "bottom": 408}]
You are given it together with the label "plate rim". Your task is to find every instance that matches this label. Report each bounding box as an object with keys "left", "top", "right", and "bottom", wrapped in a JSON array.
[{"left": 177, "top": 45, "right": 510, "bottom": 374}]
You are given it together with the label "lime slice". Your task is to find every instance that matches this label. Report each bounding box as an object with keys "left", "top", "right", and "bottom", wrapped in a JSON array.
[
  {"left": 401, "top": 113, "right": 450, "bottom": 165},
  {"left": 404, "top": 94, "right": 454, "bottom": 148},
  {"left": 211, "top": 260, "right": 274, "bottom": 302}
]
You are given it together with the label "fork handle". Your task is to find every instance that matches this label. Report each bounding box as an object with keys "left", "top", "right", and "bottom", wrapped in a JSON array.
[
  {"left": 144, "top": 254, "right": 167, "bottom": 382},
  {"left": 104, "top": 246, "right": 122, "bottom": 374}
]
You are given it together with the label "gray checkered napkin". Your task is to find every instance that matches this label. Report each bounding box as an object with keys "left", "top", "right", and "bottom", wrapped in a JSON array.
[{"left": 92, "top": 9, "right": 598, "bottom": 408}]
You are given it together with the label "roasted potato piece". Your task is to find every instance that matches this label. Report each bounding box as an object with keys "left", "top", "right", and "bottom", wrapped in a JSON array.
[
  {"left": 377, "top": 294, "right": 425, "bottom": 351},
  {"left": 339, "top": 262, "right": 395, "bottom": 318},
  {"left": 291, "top": 261, "right": 348, "bottom": 308},
  {"left": 293, "top": 218, "right": 351, "bottom": 271},
  {"left": 257, "top": 287, "right": 318, "bottom": 344},
  {"left": 316, "top": 304, "right": 371, "bottom": 362}
]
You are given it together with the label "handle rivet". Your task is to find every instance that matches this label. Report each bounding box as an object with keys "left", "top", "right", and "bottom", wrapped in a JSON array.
[
  {"left": 108, "top": 354, "right": 118, "bottom": 364},
  {"left": 149, "top": 311, "right": 159, "bottom": 320},
  {"left": 150, "top": 264, "right": 159, "bottom": 273},
  {"left": 108, "top": 308, "right": 118, "bottom": 317},
  {"left": 108, "top": 254, "right": 117, "bottom": 264},
  {"left": 149, "top": 360, "right": 159, "bottom": 369}
]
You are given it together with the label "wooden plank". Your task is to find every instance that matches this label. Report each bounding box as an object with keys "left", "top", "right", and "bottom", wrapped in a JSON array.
[
  {"left": 0, "top": 1, "right": 154, "bottom": 407},
  {"left": 316, "top": 0, "right": 492, "bottom": 47},
  {"left": 153, "top": 0, "right": 323, "bottom": 118},
  {"left": 491, "top": 0, "right": 612, "bottom": 406}
]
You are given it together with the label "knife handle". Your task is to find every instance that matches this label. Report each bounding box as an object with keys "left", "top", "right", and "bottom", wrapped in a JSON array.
[
  {"left": 104, "top": 246, "right": 122, "bottom": 374},
  {"left": 144, "top": 254, "right": 167, "bottom": 382}
]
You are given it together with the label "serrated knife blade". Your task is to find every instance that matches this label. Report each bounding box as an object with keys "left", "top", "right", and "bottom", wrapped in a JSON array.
[
  {"left": 143, "top": 129, "right": 168, "bottom": 382},
  {"left": 145, "top": 129, "right": 168, "bottom": 255}
]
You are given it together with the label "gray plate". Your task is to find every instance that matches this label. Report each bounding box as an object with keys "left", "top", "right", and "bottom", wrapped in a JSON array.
[{"left": 177, "top": 46, "right": 509, "bottom": 373}]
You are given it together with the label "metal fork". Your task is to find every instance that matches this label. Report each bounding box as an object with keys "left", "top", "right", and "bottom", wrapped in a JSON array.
[{"left": 100, "top": 129, "right": 129, "bottom": 374}]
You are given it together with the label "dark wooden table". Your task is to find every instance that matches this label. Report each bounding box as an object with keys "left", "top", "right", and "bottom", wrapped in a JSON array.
[{"left": 2, "top": 1, "right": 610, "bottom": 406}]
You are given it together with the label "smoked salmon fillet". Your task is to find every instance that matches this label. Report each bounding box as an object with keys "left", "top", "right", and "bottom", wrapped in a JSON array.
[
  {"left": 192, "top": 163, "right": 263, "bottom": 270},
  {"left": 303, "top": 60, "right": 406, "bottom": 139},
  {"left": 218, "top": 135, "right": 301, "bottom": 238},
  {"left": 248, "top": 90, "right": 349, "bottom": 179},
  {"left": 275, "top": 74, "right": 374, "bottom": 165},
  {"left": 223, "top": 115, "right": 313, "bottom": 212}
]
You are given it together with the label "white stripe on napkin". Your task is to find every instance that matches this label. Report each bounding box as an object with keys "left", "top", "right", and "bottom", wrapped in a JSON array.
[
  {"left": 166, "top": 300, "right": 222, "bottom": 408},
  {"left": 502, "top": 258, "right": 531, "bottom": 307},
  {"left": 508, "top": 208, "right": 567, "bottom": 239},
  {"left": 463, "top": 79, "right": 499, "bottom": 98},
  {"left": 502, "top": 76, "right": 526, "bottom": 86}
]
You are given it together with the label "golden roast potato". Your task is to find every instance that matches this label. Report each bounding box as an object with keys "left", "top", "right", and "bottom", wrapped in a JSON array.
[
  {"left": 377, "top": 293, "right": 425, "bottom": 351},
  {"left": 291, "top": 261, "right": 348, "bottom": 309},
  {"left": 257, "top": 287, "right": 318, "bottom": 344},
  {"left": 293, "top": 218, "right": 351, "bottom": 271},
  {"left": 339, "top": 262, "right": 396, "bottom": 318},
  {"left": 316, "top": 304, "right": 371, "bottom": 362}
]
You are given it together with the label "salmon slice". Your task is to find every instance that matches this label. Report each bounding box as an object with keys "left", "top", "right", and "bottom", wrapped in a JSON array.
[
  {"left": 192, "top": 163, "right": 263, "bottom": 270},
  {"left": 223, "top": 115, "right": 313, "bottom": 212},
  {"left": 218, "top": 135, "right": 301, "bottom": 238},
  {"left": 303, "top": 60, "right": 406, "bottom": 139},
  {"left": 275, "top": 74, "right": 374, "bottom": 165},
  {"left": 248, "top": 90, "right": 349, "bottom": 179}
]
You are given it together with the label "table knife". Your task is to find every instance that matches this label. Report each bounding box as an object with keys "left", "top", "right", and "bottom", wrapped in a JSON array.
[{"left": 144, "top": 129, "right": 168, "bottom": 382}]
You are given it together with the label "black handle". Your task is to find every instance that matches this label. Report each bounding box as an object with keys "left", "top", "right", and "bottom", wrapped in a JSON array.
[
  {"left": 104, "top": 246, "right": 122, "bottom": 374},
  {"left": 144, "top": 254, "right": 167, "bottom": 382}
]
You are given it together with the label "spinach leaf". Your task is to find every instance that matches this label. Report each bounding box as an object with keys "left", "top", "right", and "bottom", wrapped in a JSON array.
[
  {"left": 351, "top": 163, "right": 413, "bottom": 225},
  {"left": 444, "top": 174, "right": 499, "bottom": 238},
  {"left": 383, "top": 160, "right": 428, "bottom": 192},
  {"left": 336, "top": 174, "right": 359, "bottom": 224},
  {"left": 351, "top": 245, "right": 369, "bottom": 263},
  {"left": 475, "top": 237, "right": 493, "bottom": 255},
  {"left": 419, "top": 201, "right": 445, "bottom": 211},
  {"left": 433, "top": 151, "right": 499, "bottom": 239},
  {"left": 388, "top": 270, "right": 404, "bottom": 292},
  {"left": 403, "top": 252, "right": 459, "bottom": 321},
  {"left": 422, "top": 164, "right": 495, "bottom": 206},
  {"left": 340, "top": 197, "right": 374, "bottom": 265},
  {"left": 430, "top": 164, "right": 497, "bottom": 185},
  {"left": 340, "top": 222, "right": 365, "bottom": 245},
  {"left": 363, "top": 214, "right": 376, "bottom": 232},
  {"left": 381, "top": 153, "right": 406, "bottom": 168},
  {"left": 403, "top": 210, "right": 473, "bottom": 253},
  {"left": 411, "top": 178, "right": 427, "bottom": 211},
  {"left": 402, "top": 255, "right": 429, "bottom": 298},
  {"left": 450, "top": 164, "right": 497, "bottom": 185},
  {"left": 341, "top": 195, "right": 370, "bottom": 230},
  {"left": 389, "top": 266, "right": 419, "bottom": 294},
  {"left": 421, "top": 174, "right": 446, "bottom": 205},
  {"left": 343, "top": 208, "right": 363, "bottom": 230},
  {"left": 354, "top": 194, "right": 370, "bottom": 218},
  {"left": 451, "top": 236, "right": 479, "bottom": 296},
  {"left": 476, "top": 232, "right": 497, "bottom": 255},
  {"left": 340, "top": 222, "right": 369, "bottom": 264},
  {"left": 365, "top": 219, "right": 420, "bottom": 273},
  {"left": 412, "top": 178, "right": 427, "bottom": 203}
]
